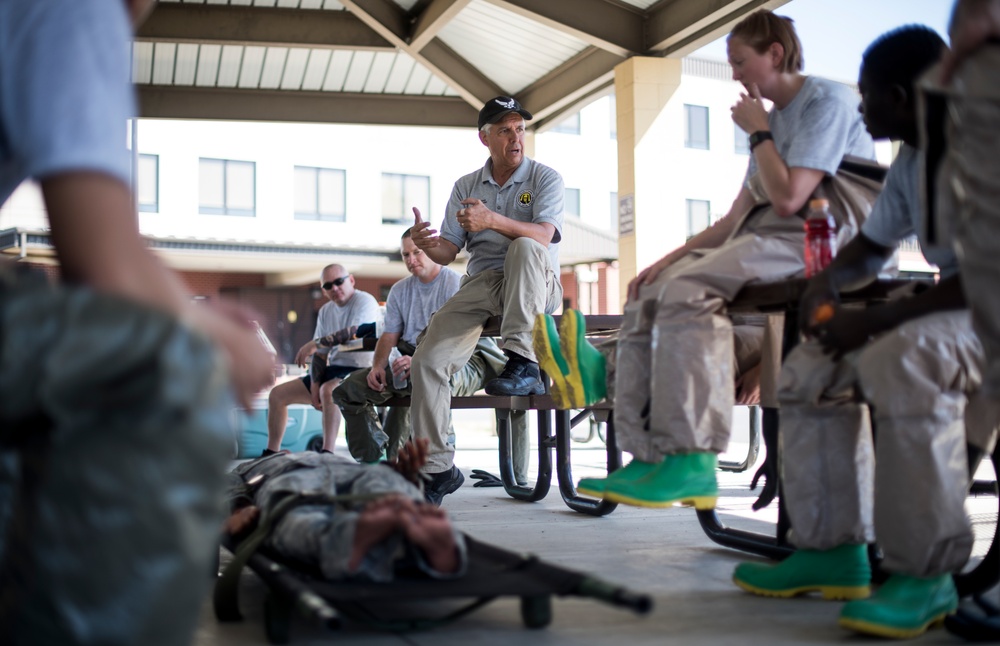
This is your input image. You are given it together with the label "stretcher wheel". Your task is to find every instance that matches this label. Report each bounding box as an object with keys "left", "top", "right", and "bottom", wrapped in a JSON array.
[
  {"left": 264, "top": 592, "right": 292, "bottom": 644},
  {"left": 520, "top": 594, "right": 552, "bottom": 629}
]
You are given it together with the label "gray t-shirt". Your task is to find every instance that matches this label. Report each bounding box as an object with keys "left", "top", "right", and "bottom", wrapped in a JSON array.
[
  {"left": 314, "top": 290, "right": 381, "bottom": 368},
  {"left": 747, "top": 76, "right": 875, "bottom": 183},
  {"left": 440, "top": 156, "right": 564, "bottom": 276},
  {"left": 0, "top": 0, "right": 134, "bottom": 204},
  {"left": 861, "top": 144, "right": 958, "bottom": 277},
  {"left": 384, "top": 267, "right": 462, "bottom": 346}
]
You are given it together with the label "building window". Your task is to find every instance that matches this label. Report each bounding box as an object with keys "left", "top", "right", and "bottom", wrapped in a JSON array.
[
  {"left": 381, "top": 173, "right": 429, "bottom": 224},
  {"left": 686, "top": 199, "right": 711, "bottom": 239},
  {"left": 137, "top": 153, "right": 159, "bottom": 213},
  {"left": 734, "top": 123, "right": 750, "bottom": 155},
  {"left": 564, "top": 188, "right": 581, "bottom": 217},
  {"left": 552, "top": 112, "right": 581, "bottom": 135},
  {"left": 199, "top": 158, "right": 256, "bottom": 216},
  {"left": 684, "top": 104, "right": 709, "bottom": 150},
  {"left": 294, "top": 166, "right": 346, "bottom": 221}
]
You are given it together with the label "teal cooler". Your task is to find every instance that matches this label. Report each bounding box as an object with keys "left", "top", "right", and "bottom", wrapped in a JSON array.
[{"left": 233, "top": 399, "right": 324, "bottom": 458}]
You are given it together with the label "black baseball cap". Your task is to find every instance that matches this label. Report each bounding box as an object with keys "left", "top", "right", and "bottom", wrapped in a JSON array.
[{"left": 477, "top": 96, "right": 532, "bottom": 129}]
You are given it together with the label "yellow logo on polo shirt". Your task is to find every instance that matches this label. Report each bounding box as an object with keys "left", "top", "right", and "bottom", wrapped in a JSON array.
[{"left": 518, "top": 190, "right": 533, "bottom": 206}]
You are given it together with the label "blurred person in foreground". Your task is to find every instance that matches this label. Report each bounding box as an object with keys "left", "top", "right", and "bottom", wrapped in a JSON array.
[{"left": 0, "top": 1, "right": 275, "bottom": 644}]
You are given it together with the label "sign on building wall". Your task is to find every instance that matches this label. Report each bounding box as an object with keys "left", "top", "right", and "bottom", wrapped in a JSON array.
[{"left": 619, "top": 194, "right": 635, "bottom": 236}]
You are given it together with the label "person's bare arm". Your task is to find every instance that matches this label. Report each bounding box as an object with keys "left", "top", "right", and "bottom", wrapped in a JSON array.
[
  {"left": 42, "top": 171, "right": 275, "bottom": 407},
  {"left": 731, "top": 83, "right": 825, "bottom": 217}
]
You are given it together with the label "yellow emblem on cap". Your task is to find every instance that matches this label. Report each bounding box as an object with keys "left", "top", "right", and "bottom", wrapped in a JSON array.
[{"left": 518, "top": 191, "right": 533, "bottom": 206}]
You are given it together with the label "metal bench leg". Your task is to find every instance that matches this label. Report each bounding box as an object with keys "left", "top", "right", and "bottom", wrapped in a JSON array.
[
  {"left": 497, "top": 408, "right": 552, "bottom": 502},
  {"left": 555, "top": 409, "right": 621, "bottom": 516},
  {"left": 718, "top": 405, "right": 761, "bottom": 473}
]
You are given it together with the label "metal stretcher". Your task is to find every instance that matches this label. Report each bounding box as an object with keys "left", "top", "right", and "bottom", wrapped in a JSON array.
[{"left": 214, "top": 527, "right": 652, "bottom": 644}]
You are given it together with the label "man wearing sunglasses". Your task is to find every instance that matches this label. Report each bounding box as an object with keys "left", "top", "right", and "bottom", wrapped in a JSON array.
[{"left": 265, "top": 264, "right": 380, "bottom": 454}]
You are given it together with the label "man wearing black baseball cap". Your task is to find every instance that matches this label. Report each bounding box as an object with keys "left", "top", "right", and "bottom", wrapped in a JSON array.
[{"left": 408, "top": 96, "right": 565, "bottom": 503}]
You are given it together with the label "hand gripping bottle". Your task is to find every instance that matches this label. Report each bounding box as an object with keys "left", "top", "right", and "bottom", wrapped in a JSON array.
[
  {"left": 804, "top": 198, "right": 837, "bottom": 277},
  {"left": 388, "top": 346, "right": 408, "bottom": 390}
]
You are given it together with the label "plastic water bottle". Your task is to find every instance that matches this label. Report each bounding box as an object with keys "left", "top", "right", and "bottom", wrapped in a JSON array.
[
  {"left": 388, "top": 347, "right": 408, "bottom": 390},
  {"left": 804, "top": 198, "right": 837, "bottom": 277}
]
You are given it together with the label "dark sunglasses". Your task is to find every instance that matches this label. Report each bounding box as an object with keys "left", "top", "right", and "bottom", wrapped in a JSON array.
[{"left": 322, "top": 276, "right": 350, "bottom": 290}]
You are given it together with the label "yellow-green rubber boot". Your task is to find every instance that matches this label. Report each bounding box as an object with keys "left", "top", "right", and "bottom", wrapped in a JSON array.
[
  {"left": 733, "top": 543, "right": 871, "bottom": 600},
  {"left": 839, "top": 574, "right": 957, "bottom": 639},
  {"left": 532, "top": 313, "right": 578, "bottom": 409},
  {"left": 603, "top": 452, "right": 718, "bottom": 509},
  {"left": 558, "top": 309, "right": 607, "bottom": 407},
  {"left": 577, "top": 459, "right": 659, "bottom": 498}
]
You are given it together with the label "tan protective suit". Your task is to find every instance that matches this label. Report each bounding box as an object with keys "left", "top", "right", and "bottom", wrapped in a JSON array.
[
  {"left": 614, "top": 167, "right": 881, "bottom": 462},
  {"left": 780, "top": 310, "right": 989, "bottom": 576},
  {"left": 921, "top": 47, "right": 1000, "bottom": 399}
]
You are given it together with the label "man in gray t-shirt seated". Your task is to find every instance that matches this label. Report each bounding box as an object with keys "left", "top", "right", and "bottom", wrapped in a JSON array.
[
  {"left": 332, "top": 229, "right": 529, "bottom": 490},
  {"left": 409, "top": 96, "right": 565, "bottom": 503},
  {"left": 265, "top": 264, "right": 380, "bottom": 455}
]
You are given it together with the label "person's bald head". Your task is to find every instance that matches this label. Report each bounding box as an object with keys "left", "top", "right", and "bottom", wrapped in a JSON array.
[{"left": 319, "top": 264, "right": 356, "bottom": 306}]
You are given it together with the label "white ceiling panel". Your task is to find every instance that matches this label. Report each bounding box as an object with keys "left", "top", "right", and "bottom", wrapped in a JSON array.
[
  {"left": 132, "top": 42, "right": 154, "bottom": 84},
  {"left": 259, "top": 47, "right": 288, "bottom": 89},
  {"left": 403, "top": 62, "right": 432, "bottom": 95},
  {"left": 363, "top": 52, "right": 397, "bottom": 93},
  {"left": 322, "top": 0, "right": 346, "bottom": 9},
  {"left": 382, "top": 55, "right": 416, "bottom": 94},
  {"left": 237, "top": 46, "right": 267, "bottom": 88},
  {"left": 216, "top": 45, "right": 244, "bottom": 87},
  {"left": 280, "top": 48, "right": 311, "bottom": 89},
  {"left": 438, "top": 0, "right": 588, "bottom": 93},
  {"left": 424, "top": 75, "right": 448, "bottom": 96},
  {"left": 342, "top": 50, "right": 375, "bottom": 92},
  {"left": 322, "top": 50, "right": 355, "bottom": 91},
  {"left": 300, "top": 49, "right": 333, "bottom": 90},
  {"left": 173, "top": 43, "right": 200, "bottom": 85},
  {"left": 152, "top": 42, "right": 177, "bottom": 84},
  {"left": 195, "top": 44, "right": 222, "bottom": 86},
  {"left": 618, "top": 0, "right": 663, "bottom": 9}
]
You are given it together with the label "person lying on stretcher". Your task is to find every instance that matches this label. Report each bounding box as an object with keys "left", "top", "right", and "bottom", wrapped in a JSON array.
[{"left": 224, "top": 438, "right": 464, "bottom": 581}]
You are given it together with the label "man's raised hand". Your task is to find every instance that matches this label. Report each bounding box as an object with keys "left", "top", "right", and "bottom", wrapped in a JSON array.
[{"left": 411, "top": 207, "right": 439, "bottom": 249}]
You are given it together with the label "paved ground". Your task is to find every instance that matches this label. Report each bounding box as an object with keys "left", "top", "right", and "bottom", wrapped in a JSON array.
[{"left": 194, "top": 409, "right": 998, "bottom": 645}]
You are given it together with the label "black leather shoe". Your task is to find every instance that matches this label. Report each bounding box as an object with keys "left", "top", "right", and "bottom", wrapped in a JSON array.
[
  {"left": 485, "top": 359, "right": 545, "bottom": 396},
  {"left": 424, "top": 465, "right": 465, "bottom": 505}
]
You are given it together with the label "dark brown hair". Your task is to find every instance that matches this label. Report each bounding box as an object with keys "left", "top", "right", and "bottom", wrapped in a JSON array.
[{"left": 728, "top": 10, "right": 804, "bottom": 73}]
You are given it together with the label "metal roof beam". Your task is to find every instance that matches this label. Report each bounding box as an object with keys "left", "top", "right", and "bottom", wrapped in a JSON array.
[
  {"left": 487, "top": 0, "right": 643, "bottom": 57},
  {"left": 517, "top": 47, "right": 624, "bottom": 123},
  {"left": 137, "top": 86, "right": 478, "bottom": 128},
  {"left": 137, "top": 3, "right": 393, "bottom": 50},
  {"left": 339, "top": 0, "right": 503, "bottom": 108},
  {"left": 646, "top": 0, "right": 791, "bottom": 56},
  {"left": 410, "top": 0, "right": 472, "bottom": 51}
]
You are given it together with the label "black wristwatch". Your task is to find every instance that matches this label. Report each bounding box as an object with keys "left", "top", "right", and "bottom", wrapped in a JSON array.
[{"left": 748, "top": 130, "right": 774, "bottom": 151}]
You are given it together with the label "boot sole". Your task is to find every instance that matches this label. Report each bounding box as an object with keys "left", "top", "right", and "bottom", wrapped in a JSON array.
[
  {"left": 602, "top": 490, "right": 718, "bottom": 510},
  {"left": 839, "top": 613, "right": 950, "bottom": 639},
  {"left": 734, "top": 577, "right": 871, "bottom": 600},
  {"left": 532, "top": 314, "right": 581, "bottom": 409},
  {"left": 576, "top": 484, "right": 604, "bottom": 498}
]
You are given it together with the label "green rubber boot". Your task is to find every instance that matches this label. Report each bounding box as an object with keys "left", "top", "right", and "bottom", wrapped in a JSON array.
[
  {"left": 577, "top": 459, "right": 659, "bottom": 498},
  {"left": 733, "top": 543, "right": 871, "bottom": 600},
  {"left": 603, "top": 452, "right": 718, "bottom": 509},
  {"left": 839, "top": 574, "right": 957, "bottom": 639},
  {"left": 532, "top": 313, "right": 578, "bottom": 409},
  {"left": 558, "top": 309, "right": 607, "bottom": 407}
]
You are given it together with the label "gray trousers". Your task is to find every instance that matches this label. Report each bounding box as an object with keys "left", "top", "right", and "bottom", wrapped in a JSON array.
[
  {"left": 411, "top": 238, "right": 562, "bottom": 473},
  {"left": 614, "top": 224, "right": 804, "bottom": 462},
  {"left": 0, "top": 265, "right": 232, "bottom": 646},
  {"left": 332, "top": 339, "right": 530, "bottom": 481},
  {"left": 780, "top": 311, "right": 986, "bottom": 576}
]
